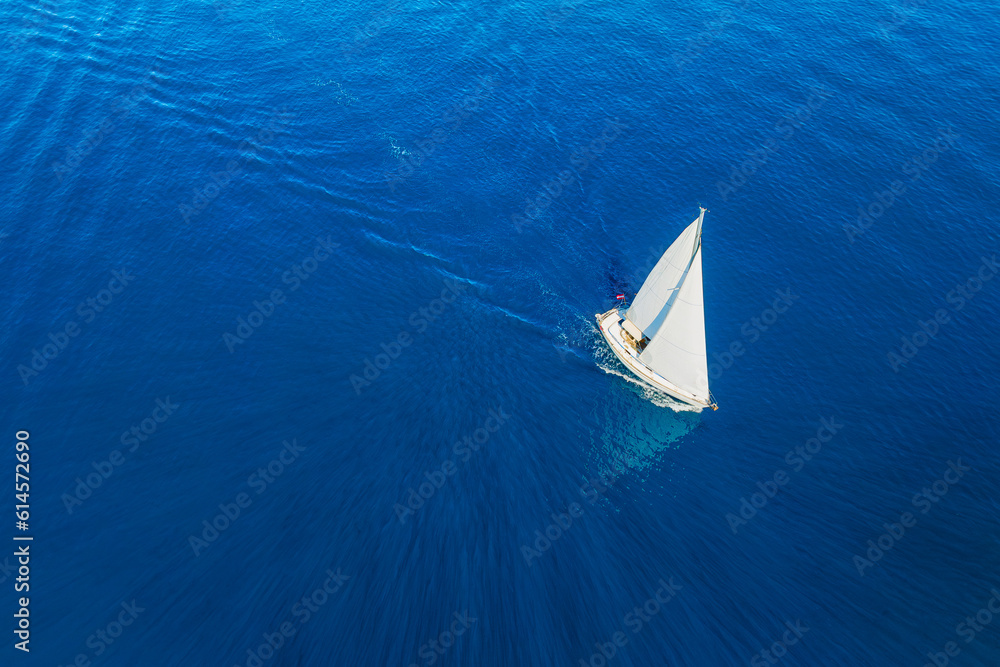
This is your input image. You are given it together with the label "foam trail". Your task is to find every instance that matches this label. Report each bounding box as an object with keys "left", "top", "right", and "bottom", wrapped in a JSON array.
[{"left": 593, "top": 345, "right": 703, "bottom": 413}]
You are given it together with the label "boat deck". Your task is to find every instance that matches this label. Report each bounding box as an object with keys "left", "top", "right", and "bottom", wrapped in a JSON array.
[{"left": 596, "top": 308, "right": 711, "bottom": 409}]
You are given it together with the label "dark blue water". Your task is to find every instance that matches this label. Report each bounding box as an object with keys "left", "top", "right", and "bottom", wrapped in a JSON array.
[{"left": 2, "top": 0, "right": 999, "bottom": 664}]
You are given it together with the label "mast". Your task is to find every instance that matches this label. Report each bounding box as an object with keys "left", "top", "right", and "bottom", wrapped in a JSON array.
[
  {"left": 637, "top": 208, "right": 710, "bottom": 404},
  {"left": 694, "top": 207, "right": 705, "bottom": 250},
  {"left": 625, "top": 209, "right": 705, "bottom": 341}
]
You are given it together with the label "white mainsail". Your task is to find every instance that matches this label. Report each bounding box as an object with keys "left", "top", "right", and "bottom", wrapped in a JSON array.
[
  {"left": 625, "top": 209, "right": 705, "bottom": 340},
  {"left": 595, "top": 207, "right": 713, "bottom": 409},
  {"left": 638, "top": 243, "right": 709, "bottom": 402}
]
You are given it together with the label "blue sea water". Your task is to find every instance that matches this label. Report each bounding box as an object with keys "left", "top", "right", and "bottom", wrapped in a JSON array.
[{"left": 2, "top": 0, "right": 1000, "bottom": 664}]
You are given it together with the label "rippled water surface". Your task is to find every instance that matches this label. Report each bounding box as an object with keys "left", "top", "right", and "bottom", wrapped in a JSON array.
[{"left": 1, "top": 0, "right": 999, "bottom": 664}]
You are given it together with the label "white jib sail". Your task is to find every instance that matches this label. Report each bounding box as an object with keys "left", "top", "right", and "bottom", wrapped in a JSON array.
[
  {"left": 625, "top": 210, "right": 704, "bottom": 340},
  {"left": 638, "top": 244, "right": 709, "bottom": 402}
]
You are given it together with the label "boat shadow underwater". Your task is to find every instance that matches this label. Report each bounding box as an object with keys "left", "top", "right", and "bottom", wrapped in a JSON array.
[{"left": 582, "top": 378, "right": 701, "bottom": 483}]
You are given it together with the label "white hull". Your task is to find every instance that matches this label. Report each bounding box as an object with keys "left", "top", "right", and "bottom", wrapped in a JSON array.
[{"left": 596, "top": 308, "right": 715, "bottom": 410}]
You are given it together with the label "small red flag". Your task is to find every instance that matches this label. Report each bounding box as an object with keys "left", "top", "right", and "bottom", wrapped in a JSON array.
[{"left": 616, "top": 294, "right": 624, "bottom": 300}]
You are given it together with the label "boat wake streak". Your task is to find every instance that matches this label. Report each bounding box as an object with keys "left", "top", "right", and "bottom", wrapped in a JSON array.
[{"left": 593, "top": 343, "right": 702, "bottom": 412}]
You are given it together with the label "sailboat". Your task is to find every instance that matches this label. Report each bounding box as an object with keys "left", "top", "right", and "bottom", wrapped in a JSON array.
[{"left": 596, "top": 207, "right": 717, "bottom": 410}]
